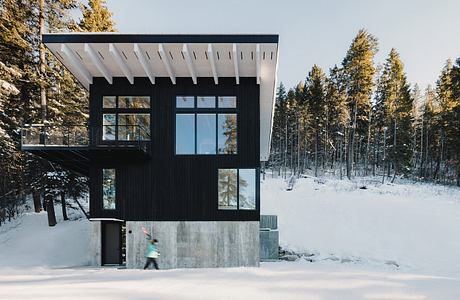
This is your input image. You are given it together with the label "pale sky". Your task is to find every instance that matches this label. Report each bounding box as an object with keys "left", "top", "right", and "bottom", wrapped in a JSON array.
[{"left": 88, "top": 0, "right": 460, "bottom": 90}]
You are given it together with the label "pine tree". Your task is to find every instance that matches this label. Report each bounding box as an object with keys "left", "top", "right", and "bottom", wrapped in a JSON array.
[
  {"left": 77, "top": 0, "right": 116, "bottom": 32},
  {"left": 304, "top": 65, "right": 327, "bottom": 176},
  {"left": 325, "top": 66, "right": 349, "bottom": 177},
  {"left": 342, "top": 29, "right": 378, "bottom": 178},
  {"left": 376, "top": 49, "right": 413, "bottom": 179},
  {"left": 437, "top": 59, "right": 460, "bottom": 184}
]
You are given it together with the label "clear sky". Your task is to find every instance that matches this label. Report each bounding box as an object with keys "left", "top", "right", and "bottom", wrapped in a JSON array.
[{"left": 100, "top": 0, "right": 460, "bottom": 90}]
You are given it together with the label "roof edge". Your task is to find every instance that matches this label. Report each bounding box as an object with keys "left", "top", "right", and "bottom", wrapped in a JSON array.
[{"left": 43, "top": 33, "right": 279, "bottom": 44}]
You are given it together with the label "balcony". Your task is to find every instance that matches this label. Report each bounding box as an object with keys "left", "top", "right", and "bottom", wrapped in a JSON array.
[{"left": 21, "top": 124, "right": 150, "bottom": 176}]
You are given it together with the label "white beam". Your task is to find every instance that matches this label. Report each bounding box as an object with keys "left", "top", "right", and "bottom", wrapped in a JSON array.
[
  {"left": 158, "top": 44, "right": 176, "bottom": 84},
  {"left": 207, "top": 44, "right": 218, "bottom": 84},
  {"left": 232, "top": 43, "right": 239, "bottom": 85},
  {"left": 84, "top": 43, "right": 112, "bottom": 84},
  {"left": 182, "top": 44, "right": 197, "bottom": 84},
  {"left": 134, "top": 43, "right": 155, "bottom": 84},
  {"left": 109, "top": 43, "right": 134, "bottom": 84},
  {"left": 256, "top": 44, "right": 261, "bottom": 85},
  {"left": 60, "top": 44, "right": 92, "bottom": 85}
]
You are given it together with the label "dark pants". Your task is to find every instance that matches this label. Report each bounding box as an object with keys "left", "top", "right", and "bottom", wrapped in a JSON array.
[{"left": 143, "top": 258, "right": 159, "bottom": 270}]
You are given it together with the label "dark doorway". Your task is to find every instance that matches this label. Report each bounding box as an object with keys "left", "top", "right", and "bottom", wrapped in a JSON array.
[{"left": 102, "top": 221, "right": 122, "bottom": 265}]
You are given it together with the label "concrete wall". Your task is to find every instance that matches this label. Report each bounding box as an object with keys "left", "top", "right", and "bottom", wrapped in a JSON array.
[
  {"left": 126, "top": 221, "right": 260, "bottom": 269},
  {"left": 260, "top": 215, "right": 279, "bottom": 261},
  {"left": 89, "top": 221, "right": 101, "bottom": 266}
]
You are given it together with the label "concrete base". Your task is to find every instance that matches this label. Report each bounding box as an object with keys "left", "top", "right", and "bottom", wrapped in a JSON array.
[
  {"left": 89, "top": 221, "right": 101, "bottom": 266},
  {"left": 126, "top": 221, "right": 260, "bottom": 269}
]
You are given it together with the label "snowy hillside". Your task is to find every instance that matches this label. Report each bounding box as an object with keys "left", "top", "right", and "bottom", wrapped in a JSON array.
[
  {"left": 0, "top": 203, "right": 90, "bottom": 268},
  {"left": 262, "top": 176, "right": 460, "bottom": 276}
]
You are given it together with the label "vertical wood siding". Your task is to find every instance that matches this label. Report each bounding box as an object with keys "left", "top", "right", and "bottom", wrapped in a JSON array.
[{"left": 89, "top": 77, "right": 260, "bottom": 221}]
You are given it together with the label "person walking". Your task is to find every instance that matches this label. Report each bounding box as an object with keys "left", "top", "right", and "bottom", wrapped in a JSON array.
[{"left": 142, "top": 227, "right": 160, "bottom": 270}]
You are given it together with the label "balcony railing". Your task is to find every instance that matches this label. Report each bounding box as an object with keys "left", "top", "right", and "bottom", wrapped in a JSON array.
[
  {"left": 21, "top": 124, "right": 151, "bottom": 148},
  {"left": 21, "top": 125, "right": 89, "bottom": 147}
]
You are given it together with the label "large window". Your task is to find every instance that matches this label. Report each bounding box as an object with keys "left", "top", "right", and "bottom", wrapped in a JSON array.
[
  {"left": 218, "top": 168, "right": 256, "bottom": 210},
  {"left": 102, "top": 169, "right": 116, "bottom": 210},
  {"left": 176, "top": 114, "right": 195, "bottom": 154},
  {"left": 175, "top": 96, "right": 237, "bottom": 155},
  {"left": 102, "top": 96, "right": 151, "bottom": 141}
]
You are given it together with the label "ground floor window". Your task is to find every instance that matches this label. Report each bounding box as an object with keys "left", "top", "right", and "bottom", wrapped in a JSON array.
[
  {"left": 102, "top": 169, "right": 116, "bottom": 210},
  {"left": 218, "top": 168, "right": 256, "bottom": 210}
]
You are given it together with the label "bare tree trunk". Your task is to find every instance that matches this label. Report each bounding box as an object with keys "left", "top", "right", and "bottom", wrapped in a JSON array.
[
  {"left": 314, "top": 131, "right": 318, "bottom": 177},
  {"left": 339, "top": 129, "right": 344, "bottom": 180},
  {"left": 392, "top": 119, "right": 397, "bottom": 182},
  {"left": 32, "top": 189, "right": 42, "bottom": 213},
  {"left": 345, "top": 128, "right": 352, "bottom": 180},
  {"left": 45, "top": 190, "right": 57, "bottom": 227},
  {"left": 365, "top": 110, "right": 372, "bottom": 176},
  {"left": 382, "top": 127, "right": 387, "bottom": 184},
  {"left": 61, "top": 191, "right": 68, "bottom": 221},
  {"left": 284, "top": 121, "right": 287, "bottom": 179},
  {"left": 297, "top": 115, "right": 300, "bottom": 177},
  {"left": 39, "top": 0, "right": 47, "bottom": 123}
]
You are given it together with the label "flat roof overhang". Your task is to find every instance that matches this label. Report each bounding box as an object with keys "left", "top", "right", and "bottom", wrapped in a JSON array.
[{"left": 43, "top": 33, "right": 279, "bottom": 161}]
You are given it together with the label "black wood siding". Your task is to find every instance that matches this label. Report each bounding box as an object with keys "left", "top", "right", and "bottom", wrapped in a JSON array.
[{"left": 89, "top": 77, "right": 260, "bottom": 221}]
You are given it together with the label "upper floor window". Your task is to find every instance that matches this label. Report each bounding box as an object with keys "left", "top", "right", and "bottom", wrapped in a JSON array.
[
  {"left": 175, "top": 96, "right": 237, "bottom": 155},
  {"left": 102, "top": 96, "right": 151, "bottom": 141}
]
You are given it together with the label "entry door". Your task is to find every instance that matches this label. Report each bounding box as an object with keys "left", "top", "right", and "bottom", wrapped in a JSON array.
[{"left": 102, "top": 222, "right": 121, "bottom": 265}]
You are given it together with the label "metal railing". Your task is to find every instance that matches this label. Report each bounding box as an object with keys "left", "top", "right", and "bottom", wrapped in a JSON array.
[
  {"left": 21, "top": 124, "right": 150, "bottom": 150},
  {"left": 100, "top": 124, "right": 150, "bottom": 142},
  {"left": 21, "top": 124, "right": 89, "bottom": 147}
]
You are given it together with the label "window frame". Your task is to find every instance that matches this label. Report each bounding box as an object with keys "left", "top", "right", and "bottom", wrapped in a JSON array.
[
  {"left": 174, "top": 95, "right": 238, "bottom": 156},
  {"left": 101, "top": 95, "right": 151, "bottom": 142},
  {"left": 217, "top": 168, "right": 258, "bottom": 211}
]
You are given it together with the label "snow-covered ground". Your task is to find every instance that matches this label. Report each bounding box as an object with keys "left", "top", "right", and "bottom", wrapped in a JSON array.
[
  {"left": 1, "top": 263, "right": 459, "bottom": 300},
  {"left": 262, "top": 176, "right": 460, "bottom": 277},
  {"left": 0, "top": 177, "right": 459, "bottom": 299}
]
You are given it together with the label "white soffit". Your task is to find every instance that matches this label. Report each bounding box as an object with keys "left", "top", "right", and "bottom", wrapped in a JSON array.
[{"left": 44, "top": 34, "right": 279, "bottom": 161}]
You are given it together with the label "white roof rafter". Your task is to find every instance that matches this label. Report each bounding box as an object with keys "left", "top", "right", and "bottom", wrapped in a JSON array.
[
  {"left": 60, "top": 44, "right": 92, "bottom": 86},
  {"left": 232, "top": 43, "right": 239, "bottom": 85},
  {"left": 256, "top": 44, "right": 261, "bottom": 85},
  {"left": 182, "top": 44, "right": 197, "bottom": 84},
  {"left": 134, "top": 43, "right": 155, "bottom": 84},
  {"left": 207, "top": 44, "right": 218, "bottom": 84},
  {"left": 84, "top": 43, "right": 112, "bottom": 84},
  {"left": 109, "top": 43, "right": 134, "bottom": 84},
  {"left": 158, "top": 44, "right": 176, "bottom": 84}
]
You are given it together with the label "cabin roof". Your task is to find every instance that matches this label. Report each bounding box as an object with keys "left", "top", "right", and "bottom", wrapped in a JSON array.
[{"left": 43, "top": 33, "right": 279, "bottom": 161}]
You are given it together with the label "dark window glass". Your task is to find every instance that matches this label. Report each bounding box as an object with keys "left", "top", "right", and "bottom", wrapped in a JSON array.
[
  {"left": 103, "top": 96, "right": 116, "bottom": 108},
  {"left": 102, "top": 169, "right": 116, "bottom": 210},
  {"left": 218, "top": 114, "right": 237, "bottom": 154},
  {"left": 102, "top": 114, "right": 116, "bottom": 141},
  {"left": 239, "top": 169, "right": 256, "bottom": 210},
  {"left": 176, "top": 96, "right": 194, "bottom": 108},
  {"left": 119, "top": 96, "right": 150, "bottom": 109},
  {"left": 218, "top": 169, "right": 237, "bottom": 210},
  {"left": 218, "top": 96, "right": 236, "bottom": 108},
  {"left": 197, "top": 96, "right": 215, "bottom": 108},
  {"left": 176, "top": 114, "right": 195, "bottom": 154},
  {"left": 197, "top": 114, "right": 216, "bottom": 154},
  {"left": 118, "top": 114, "right": 150, "bottom": 141}
]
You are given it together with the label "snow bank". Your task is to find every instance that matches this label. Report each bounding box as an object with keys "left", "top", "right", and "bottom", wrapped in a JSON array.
[
  {"left": 0, "top": 204, "right": 90, "bottom": 268},
  {"left": 1, "top": 263, "right": 459, "bottom": 300},
  {"left": 261, "top": 176, "right": 460, "bottom": 276}
]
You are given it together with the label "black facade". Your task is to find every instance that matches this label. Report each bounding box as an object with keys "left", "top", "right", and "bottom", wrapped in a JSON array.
[{"left": 89, "top": 77, "right": 260, "bottom": 222}]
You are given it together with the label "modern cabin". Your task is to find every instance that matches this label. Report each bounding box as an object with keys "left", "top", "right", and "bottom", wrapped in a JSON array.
[{"left": 21, "top": 34, "right": 279, "bottom": 268}]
